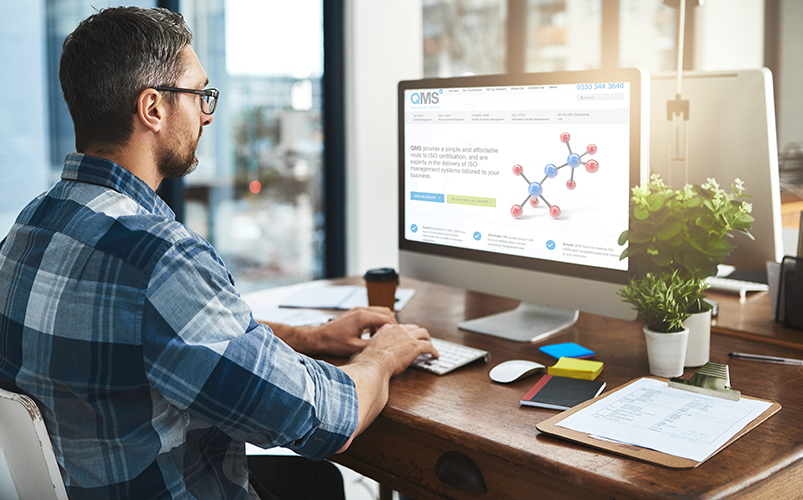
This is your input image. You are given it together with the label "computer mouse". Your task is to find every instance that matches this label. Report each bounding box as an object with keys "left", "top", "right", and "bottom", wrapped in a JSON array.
[{"left": 489, "top": 359, "right": 545, "bottom": 384}]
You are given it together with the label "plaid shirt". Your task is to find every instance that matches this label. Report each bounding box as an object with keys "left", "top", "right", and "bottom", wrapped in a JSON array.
[{"left": 0, "top": 153, "right": 358, "bottom": 500}]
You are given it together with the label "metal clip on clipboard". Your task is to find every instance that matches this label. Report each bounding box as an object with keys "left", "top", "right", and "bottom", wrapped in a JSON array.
[{"left": 668, "top": 362, "right": 741, "bottom": 401}]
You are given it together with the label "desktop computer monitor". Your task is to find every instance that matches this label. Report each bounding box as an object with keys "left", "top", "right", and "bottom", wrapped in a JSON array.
[
  {"left": 398, "top": 69, "right": 649, "bottom": 342},
  {"left": 650, "top": 68, "right": 783, "bottom": 276}
]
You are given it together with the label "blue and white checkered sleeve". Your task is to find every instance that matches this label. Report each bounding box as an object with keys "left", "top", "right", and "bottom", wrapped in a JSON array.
[{"left": 141, "top": 235, "right": 358, "bottom": 460}]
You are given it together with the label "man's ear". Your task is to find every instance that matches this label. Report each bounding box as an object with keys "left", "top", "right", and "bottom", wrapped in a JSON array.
[{"left": 134, "top": 88, "right": 167, "bottom": 133}]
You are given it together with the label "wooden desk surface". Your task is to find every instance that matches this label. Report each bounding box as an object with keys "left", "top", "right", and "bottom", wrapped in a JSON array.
[
  {"left": 319, "top": 277, "right": 803, "bottom": 500},
  {"left": 708, "top": 289, "right": 803, "bottom": 351}
]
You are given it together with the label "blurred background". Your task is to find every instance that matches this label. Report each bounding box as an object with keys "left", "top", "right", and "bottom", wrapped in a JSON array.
[{"left": 1, "top": 0, "right": 801, "bottom": 294}]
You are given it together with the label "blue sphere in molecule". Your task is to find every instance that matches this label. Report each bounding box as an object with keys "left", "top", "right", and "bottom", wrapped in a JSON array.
[
  {"left": 528, "top": 182, "right": 543, "bottom": 198},
  {"left": 544, "top": 164, "right": 558, "bottom": 178},
  {"left": 568, "top": 153, "right": 582, "bottom": 168}
]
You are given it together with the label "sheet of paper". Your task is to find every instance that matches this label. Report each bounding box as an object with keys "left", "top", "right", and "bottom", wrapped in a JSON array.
[
  {"left": 556, "top": 377, "right": 773, "bottom": 462},
  {"left": 278, "top": 285, "right": 415, "bottom": 312},
  {"left": 278, "top": 286, "right": 361, "bottom": 309},
  {"left": 247, "top": 305, "right": 335, "bottom": 327}
]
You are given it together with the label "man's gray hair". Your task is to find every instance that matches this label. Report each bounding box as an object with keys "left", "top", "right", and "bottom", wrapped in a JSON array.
[{"left": 60, "top": 7, "right": 193, "bottom": 153}]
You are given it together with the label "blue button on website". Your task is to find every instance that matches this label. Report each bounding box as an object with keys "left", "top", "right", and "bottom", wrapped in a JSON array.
[{"left": 411, "top": 192, "right": 445, "bottom": 203}]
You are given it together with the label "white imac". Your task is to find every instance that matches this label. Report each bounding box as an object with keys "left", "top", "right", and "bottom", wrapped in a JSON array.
[
  {"left": 650, "top": 68, "right": 783, "bottom": 277},
  {"left": 398, "top": 69, "right": 649, "bottom": 342}
]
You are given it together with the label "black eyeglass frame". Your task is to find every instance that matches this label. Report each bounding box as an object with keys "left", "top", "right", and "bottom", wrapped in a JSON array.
[{"left": 153, "top": 86, "right": 219, "bottom": 115}]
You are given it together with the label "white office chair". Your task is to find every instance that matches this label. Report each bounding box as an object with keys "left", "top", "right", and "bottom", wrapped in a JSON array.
[{"left": 0, "top": 387, "right": 69, "bottom": 500}]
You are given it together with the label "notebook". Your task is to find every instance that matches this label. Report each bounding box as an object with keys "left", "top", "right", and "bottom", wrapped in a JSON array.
[{"left": 520, "top": 375, "right": 606, "bottom": 410}]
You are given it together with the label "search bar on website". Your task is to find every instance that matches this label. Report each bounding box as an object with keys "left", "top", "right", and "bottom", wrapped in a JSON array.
[{"left": 576, "top": 93, "right": 624, "bottom": 101}]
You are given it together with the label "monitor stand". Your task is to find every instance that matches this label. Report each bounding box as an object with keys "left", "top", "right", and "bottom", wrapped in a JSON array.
[{"left": 458, "top": 303, "right": 579, "bottom": 343}]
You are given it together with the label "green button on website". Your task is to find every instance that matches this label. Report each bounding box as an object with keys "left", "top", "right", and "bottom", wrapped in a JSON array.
[{"left": 447, "top": 195, "right": 496, "bottom": 207}]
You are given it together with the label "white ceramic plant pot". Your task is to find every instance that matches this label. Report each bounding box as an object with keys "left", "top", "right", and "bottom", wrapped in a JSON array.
[
  {"left": 684, "top": 309, "right": 712, "bottom": 368},
  {"left": 643, "top": 326, "right": 689, "bottom": 378}
]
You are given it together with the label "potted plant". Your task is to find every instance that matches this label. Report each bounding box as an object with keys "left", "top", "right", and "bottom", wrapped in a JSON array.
[
  {"left": 618, "top": 175, "right": 754, "bottom": 367},
  {"left": 617, "top": 270, "right": 698, "bottom": 377}
]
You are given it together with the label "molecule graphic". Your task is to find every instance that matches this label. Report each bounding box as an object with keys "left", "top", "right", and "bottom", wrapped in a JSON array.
[{"left": 510, "top": 132, "right": 599, "bottom": 219}]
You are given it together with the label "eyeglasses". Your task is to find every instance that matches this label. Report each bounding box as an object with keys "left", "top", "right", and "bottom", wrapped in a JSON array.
[{"left": 154, "top": 86, "right": 219, "bottom": 115}]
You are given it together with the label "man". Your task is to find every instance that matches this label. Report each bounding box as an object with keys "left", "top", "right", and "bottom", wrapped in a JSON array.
[{"left": 0, "top": 7, "right": 437, "bottom": 500}]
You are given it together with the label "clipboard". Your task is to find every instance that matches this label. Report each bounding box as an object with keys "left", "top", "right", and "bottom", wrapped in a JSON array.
[{"left": 536, "top": 377, "right": 781, "bottom": 468}]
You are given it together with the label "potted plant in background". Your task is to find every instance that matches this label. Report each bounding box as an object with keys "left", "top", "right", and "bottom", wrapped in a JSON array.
[
  {"left": 618, "top": 175, "right": 754, "bottom": 367},
  {"left": 618, "top": 270, "right": 698, "bottom": 377}
]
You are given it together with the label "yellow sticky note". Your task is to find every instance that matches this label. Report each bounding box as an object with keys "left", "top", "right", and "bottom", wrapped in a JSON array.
[{"left": 547, "top": 357, "right": 604, "bottom": 380}]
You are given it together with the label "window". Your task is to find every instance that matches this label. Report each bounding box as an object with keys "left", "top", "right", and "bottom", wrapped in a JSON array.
[
  {"left": 178, "top": 0, "right": 328, "bottom": 291},
  {"left": 0, "top": 0, "right": 331, "bottom": 292},
  {"left": 423, "top": 0, "right": 679, "bottom": 78},
  {"left": 0, "top": 1, "right": 155, "bottom": 236},
  {"left": 618, "top": 0, "right": 677, "bottom": 73},
  {"left": 423, "top": 0, "right": 507, "bottom": 77},
  {"left": 525, "top": 0, "right": 602, "bottom": 72}
]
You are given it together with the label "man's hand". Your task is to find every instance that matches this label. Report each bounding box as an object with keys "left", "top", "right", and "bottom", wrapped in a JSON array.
[
  {"left": 337, "top": 323, "right": 438, "bottom": 452},
  {"left": 351, "top": 323, "right": 439, "bottom": 377},
  {"left": 265, "top": 306, "right": 398, "bottom": 357}
]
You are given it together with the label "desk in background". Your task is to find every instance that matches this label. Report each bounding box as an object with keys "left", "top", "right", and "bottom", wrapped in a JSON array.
[{"left": 251, "top": 277, "right": 803, "bottom": 500}]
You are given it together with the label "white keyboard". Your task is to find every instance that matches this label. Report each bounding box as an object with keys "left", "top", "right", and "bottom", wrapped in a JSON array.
[
  {"left": 706, "top": 276, "right": 769, "bottom": 298},
  {"left": 411, "top": 338, "right": 490, "bottom": 375}
]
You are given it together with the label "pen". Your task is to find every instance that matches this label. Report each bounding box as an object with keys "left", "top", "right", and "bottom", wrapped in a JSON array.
[{"left": 728, "top": 352, "right": 803, "bottom": 366}]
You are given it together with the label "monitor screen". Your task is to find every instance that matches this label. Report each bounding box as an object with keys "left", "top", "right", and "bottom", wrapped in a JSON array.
[{"left": 398, "top": 69, "right": 649, "bottom": 342}]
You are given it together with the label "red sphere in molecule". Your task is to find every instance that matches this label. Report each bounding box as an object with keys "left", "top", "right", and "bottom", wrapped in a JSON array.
[
  {"left": 585, "top": 159, "right": 599, "bottom": 173},
  {"left": 587, "top": 144, "right": 597, "bottom": 154},
  {"left": 560, "top": 132, "right": 571, "bottom": 143},
  {"left": 550, "top": 205, "right": 561, "bottom": 218},
  {"left": 529, "top": 197, "right": 539, "bottom": 207},
  {"left": 512, "top": 164, "right": 523, "bottom": 176},
  {"left": 511, "top": 205, "right": 523, "bottom": 218},
  {"left": 566, "top": 180, "right": 577, "bottom": 190}
]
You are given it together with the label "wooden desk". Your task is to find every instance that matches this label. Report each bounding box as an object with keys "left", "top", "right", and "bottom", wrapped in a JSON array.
[
  {"left": 708, "top": 289, "right": 803, "bottom": 350},
  {"left": 316, "top": 277, "right": 803, "bottom": 500}
]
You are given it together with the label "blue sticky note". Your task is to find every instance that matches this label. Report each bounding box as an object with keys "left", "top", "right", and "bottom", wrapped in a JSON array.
[{"left": 539, "top": 342, "right": 595, "bottom": 359}]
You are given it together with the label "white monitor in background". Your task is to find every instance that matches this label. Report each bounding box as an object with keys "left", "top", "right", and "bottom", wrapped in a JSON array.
[
  {"left": 398, "top": 69, "right": 649, "bottom": 342},
  {"left": 650, "top": 68, "right": 783, "bottom": 277}
]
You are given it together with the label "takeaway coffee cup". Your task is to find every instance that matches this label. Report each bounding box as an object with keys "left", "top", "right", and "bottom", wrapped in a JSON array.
[{"left": 363, "top": 268, "right": 399, "bottom": 309}]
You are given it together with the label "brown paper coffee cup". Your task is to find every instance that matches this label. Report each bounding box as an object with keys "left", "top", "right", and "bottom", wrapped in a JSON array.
[{"left": 363, "top": 268, "right": 399, "bottom": 309}]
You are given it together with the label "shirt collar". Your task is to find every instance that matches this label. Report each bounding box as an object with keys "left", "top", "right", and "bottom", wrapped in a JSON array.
[{"left": 62, "top": 153, "right": 175, "bottom": 219}]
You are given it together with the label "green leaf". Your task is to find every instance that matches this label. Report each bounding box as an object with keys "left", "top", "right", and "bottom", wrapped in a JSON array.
[
  {"left": 651, "top": 254, "right": 673, "bottom": 267},
  {"left": 634, "top": 206, "right": 649, "bottom": 220},
  {"left": 685, "top": 237, "right": 705, "bottom": 253},
  {"left": 629, "top": 231, "right": 654, "bottom": 244},
  {"left": 707, "top": 239, "right": 733, "bottom": 256},
  {"left": 647, "top": 193, "right": 665, "bottom": 211},
  {"left": 681, "top": 252, "right": 705, "bottom": 274},
  {"left": 656, "top": 221, "right": 683, "bottom": 241},
  {"left": 618, "top": 230, "right": 629, "bottom": 246}
]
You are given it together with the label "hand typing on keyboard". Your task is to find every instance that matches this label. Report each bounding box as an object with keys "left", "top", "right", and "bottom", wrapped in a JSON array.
[
  {"left": 336, "top": 318, "right": 438, "bottom": 452},
  {"left": 411, "top": 338, "right": 490, "bottom": 375}
]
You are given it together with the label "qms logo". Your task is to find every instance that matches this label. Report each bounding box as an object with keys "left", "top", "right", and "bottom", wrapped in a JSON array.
[{"left": 411, "top": 89, "right": 442, "bottom": 105}]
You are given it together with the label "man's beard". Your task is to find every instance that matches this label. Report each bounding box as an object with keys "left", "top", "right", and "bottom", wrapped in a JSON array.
[{"left": 157, "top": 127, "right": 202, "bottom": 179}]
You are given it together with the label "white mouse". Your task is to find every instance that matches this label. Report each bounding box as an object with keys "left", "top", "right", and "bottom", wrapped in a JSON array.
[{"left": 489, "top": 359, "right": 545, "bottom": 383}]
